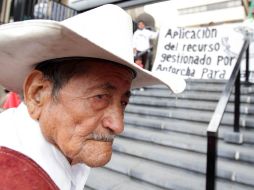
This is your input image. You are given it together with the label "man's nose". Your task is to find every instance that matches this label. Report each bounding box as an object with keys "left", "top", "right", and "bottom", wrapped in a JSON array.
[{"left": 102, "top": 106, "right": 124, "bottom": 134}]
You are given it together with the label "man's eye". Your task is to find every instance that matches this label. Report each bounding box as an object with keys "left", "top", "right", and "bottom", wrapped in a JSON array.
[
  {"left": 91, "top": 94, "right": 110, "bottom": 110},
  {"left": 93, "top": 94, "right": 111, "bottom": 103},
  {"left": 121, "top": 101, "right": 129, "bottom": 109},
  {"left": 95, "top": 94, "right": 109, "bottom": 100}
]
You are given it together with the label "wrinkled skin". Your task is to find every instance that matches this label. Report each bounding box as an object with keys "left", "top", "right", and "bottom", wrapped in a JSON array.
[{"left": 23, "top": 60, "right": 133, "bottom": 167}]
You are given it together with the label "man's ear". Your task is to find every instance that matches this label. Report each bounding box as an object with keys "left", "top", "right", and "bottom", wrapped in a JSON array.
[{"left": 23, "top": 70, "right": 51, "bottom": 120}]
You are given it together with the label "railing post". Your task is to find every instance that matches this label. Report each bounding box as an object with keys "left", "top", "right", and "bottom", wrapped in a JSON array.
[
  {"left": 13, "top": 0, "right": 26, "bottom": 21},
  {"left": 234, "top": 70, "right": 240, "bottom": 132},
  {"left": 0, "top": 0, "right": 3, "bottom": 12},
  {"left": 0, "top": 0, "right": 4, "bottom": 24},
  {"left": 245, "top": 45, "right": 250, "bottom": 84},
  {"left": 206, "top": 132, "right": 217, "bottom": 190},
  {"left": 24, "top": 0, "right": 36, "bottom": 20}
]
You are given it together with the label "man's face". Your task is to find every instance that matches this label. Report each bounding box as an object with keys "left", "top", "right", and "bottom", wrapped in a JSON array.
[{"left": 37, "top": 61, "right": 133, "bottom": 167}]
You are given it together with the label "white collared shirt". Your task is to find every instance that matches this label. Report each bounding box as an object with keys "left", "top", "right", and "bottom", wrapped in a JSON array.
[{"left": 0, "top": 103, "right": 90, "bottom": 190}]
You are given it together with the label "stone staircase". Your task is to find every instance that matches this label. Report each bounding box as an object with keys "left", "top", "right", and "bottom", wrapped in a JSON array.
[{"left": 85, "top": 79, "right": 254, "bottom": 190}]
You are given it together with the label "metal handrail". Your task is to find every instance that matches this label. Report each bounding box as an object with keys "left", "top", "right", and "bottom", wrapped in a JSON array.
[
  {"left": 245, "top": 45, "right": 250, "bottom": 84},
  {"left": 206, "top": 40, "right": 250, "bottom": 190},
  {"left": 12, "top": 0, "right": 78, "bottom": 22}
]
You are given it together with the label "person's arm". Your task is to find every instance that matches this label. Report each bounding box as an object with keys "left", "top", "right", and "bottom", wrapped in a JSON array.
[{"left": 148, "top": 30, "right": 159, "bottom": 39}]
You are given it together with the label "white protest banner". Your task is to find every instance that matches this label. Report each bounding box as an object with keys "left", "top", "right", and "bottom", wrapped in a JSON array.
[{"left": 152, "top": 24, "right": 244, "bottom": 79}]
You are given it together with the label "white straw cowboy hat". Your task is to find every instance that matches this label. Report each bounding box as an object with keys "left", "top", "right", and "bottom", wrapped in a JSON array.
[{"left": 0, "top": 4, "right": 186, "bottom": 94}]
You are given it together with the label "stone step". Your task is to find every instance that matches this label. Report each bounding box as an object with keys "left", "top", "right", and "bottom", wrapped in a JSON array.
[
  {"left": 144, "top": 83, "right": 254, "bottom": 94},
  {"left": 113, "top": 137, "right": 254, "bottom": 187},
  {"left": 103, "top": 152, "right": 254, "bottom": 190},
  {"left": 187, "top": 84, "right": 254, "bottom": 93},
  {"left": 124, "top": 114, "right": 254, "bottom": 144},
  {"left": 151, "top": 79, "right": 227, "bottom": 87},
  {"left": 121, "top": 125, "right": 254, "bottom": 163},
  {"left": 84, "top": 187, "right": 94, "bottom": 190},
  {"left": 129, "top": 96, "right": 254, "bottom": 114},
  {"left": 185, "top": 79, "right": 227, "bottom": 84},
  {"left": 125, "top": 113, "right": 207, "bottom": 136},
  {"left": 145, "top": 80, "right": 227, "bottom": 91},
  {"left": 125, "top": 104, "right": 254, "bottom": 128},
  {"left": 131, "top": 89, "right": 254, "bottom": 103},
  {"left": 85, "top": 167, "right": 166, "bottom": 190}
]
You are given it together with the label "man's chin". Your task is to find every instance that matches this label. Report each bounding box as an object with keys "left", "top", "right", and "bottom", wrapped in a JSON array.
[
  {"left": 85, "top": 154, "right": 112, "bottom": 168},
  {"left": 82, "top": 148, "right": 113, "bottom": 167},
  {"left": 70, "top": 141, "right": 113, "bottom": 166}
]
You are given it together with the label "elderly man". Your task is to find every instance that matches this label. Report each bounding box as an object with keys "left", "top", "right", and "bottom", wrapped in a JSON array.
[{"left": 0, "top": 4, "right": 185, "bottom": 190}]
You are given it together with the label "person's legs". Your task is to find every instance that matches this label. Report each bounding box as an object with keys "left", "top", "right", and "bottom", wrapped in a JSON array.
[
  {"left": 134, "top": 51, "right": 144, "bottom": 68},
  {"left": 142, "top": 52, "right": 149, "bottom": 70}
]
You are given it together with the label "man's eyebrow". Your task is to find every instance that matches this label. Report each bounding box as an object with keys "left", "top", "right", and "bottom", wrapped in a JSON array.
[{"left": 101, "top": 82, "right": 116, "bottom": 90}]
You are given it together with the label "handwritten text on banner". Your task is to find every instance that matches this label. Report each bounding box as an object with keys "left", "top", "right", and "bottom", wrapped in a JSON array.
[{"left": 152, "top": 24, "right": 244, "bottom": 79}]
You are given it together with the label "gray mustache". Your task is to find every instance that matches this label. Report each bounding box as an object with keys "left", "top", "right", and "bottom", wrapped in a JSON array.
[{"left": 91, "top": 133, "right": 115, "bottom": 142}]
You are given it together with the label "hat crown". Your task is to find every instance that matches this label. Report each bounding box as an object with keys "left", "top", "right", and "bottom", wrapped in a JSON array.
[{"left": 61, "top": 4, "right": 134, "bottom": 63}]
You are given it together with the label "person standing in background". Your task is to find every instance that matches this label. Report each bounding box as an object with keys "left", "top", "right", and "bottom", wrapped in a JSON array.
[{"left": 133, "top": 20, "right": 158, "bottom": 70}]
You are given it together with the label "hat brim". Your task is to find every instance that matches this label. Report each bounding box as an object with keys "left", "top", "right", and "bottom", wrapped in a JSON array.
[{"left": 0, "top": 20, "right": 186, "bottom": 94}]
